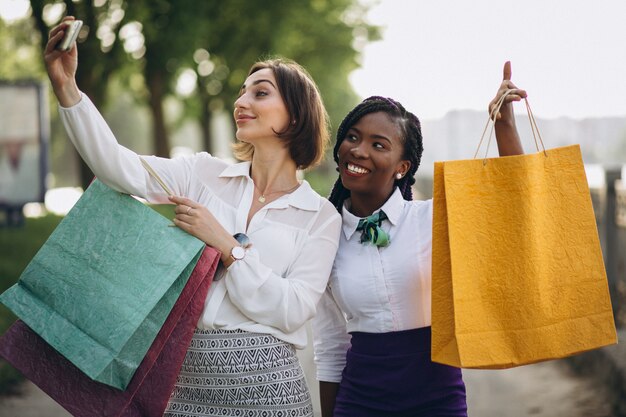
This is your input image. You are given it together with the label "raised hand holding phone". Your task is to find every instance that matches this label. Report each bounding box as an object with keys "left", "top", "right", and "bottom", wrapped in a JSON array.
[
  {"left": 56, "top": 19, "right": 83, "bottom": 52},
  {"left": 44, "top": 16, "right": 82, "bottom": 107}
]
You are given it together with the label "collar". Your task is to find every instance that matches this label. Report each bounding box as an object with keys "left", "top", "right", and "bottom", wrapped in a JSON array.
[
  {"left": 341, "top": 187, "right": 404, "bottom": 240},
  {"left": 218, "top": 161, "right": 252, "bottom": 179},
  {"left": 218, "top": 161, "right": 319, "bottom": 212}
]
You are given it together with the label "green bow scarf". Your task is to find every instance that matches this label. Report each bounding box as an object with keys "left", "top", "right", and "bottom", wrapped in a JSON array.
[{"left": 356, "top": 210, "right": 390, "bottom": 247}]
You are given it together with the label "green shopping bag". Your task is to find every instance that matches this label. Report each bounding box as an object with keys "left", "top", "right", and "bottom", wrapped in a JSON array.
[{"left": 0, "top": 180, "right": 205, "bottom": 390}]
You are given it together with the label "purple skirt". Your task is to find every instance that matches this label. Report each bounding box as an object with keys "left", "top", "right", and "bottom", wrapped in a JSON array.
[{"left": 334, "top": 327, "right": 467, "bottom": 417}]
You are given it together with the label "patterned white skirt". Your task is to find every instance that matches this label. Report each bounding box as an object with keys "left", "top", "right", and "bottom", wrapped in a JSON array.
[{"left": 163, "top": 329, "right": 314, "bottom": 417}]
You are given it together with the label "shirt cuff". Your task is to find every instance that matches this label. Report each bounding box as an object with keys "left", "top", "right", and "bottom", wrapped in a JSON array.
[
  {"left": 58, "top": 91, "right": 85, "bottom": 110},
  {"left": 316, "top": 366, "right": 344, "bottom": 383}
]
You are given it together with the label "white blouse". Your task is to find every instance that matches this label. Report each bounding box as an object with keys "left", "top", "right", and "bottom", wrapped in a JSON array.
[
  {"left": 313, "top": 188, "right": 433, "bottom": 382},
  {"left": 59, "top": 93, "right": 341, "bottom": 349}
]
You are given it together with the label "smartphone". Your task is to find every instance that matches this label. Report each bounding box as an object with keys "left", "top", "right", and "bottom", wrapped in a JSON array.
[{"left": 56, "top": 20, "right": 83, "bottom": 52}]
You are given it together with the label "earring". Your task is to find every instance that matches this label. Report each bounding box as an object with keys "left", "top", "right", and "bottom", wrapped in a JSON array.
[{"left": 395, "top": 173, "right": 403, "bottom": 180}]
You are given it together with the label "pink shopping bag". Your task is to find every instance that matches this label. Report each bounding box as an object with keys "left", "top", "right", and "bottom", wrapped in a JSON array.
[{"left": 0, "top": 246, "right": 220, "bottom": 417}]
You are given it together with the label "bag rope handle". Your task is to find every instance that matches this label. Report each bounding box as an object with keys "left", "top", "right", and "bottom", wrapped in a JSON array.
[
  {"left": 139, "top": 157, "right": 179, "bottom": 227},
  {"left": 139, "top": 156, "right": 173, "bottom": 196},
  {"left": 473, "top": 89, "right": 547, "bottom": 164}
]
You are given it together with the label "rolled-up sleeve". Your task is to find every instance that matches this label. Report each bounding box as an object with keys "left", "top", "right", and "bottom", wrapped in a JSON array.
[{"left": 312, "top": 285, "right": 351, "bottom": 383}]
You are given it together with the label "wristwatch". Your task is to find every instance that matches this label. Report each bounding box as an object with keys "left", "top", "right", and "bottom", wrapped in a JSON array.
[
  {"left": 230, "top": 245, "right": 246, "bottom": 261},
  {"left": 230, "top": 233, "right": 251, "bottom": 262}
]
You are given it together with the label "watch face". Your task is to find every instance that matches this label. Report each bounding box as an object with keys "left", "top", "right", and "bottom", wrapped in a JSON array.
[{"left": 231, "top": 246, "right": 245, "bottom": 260}]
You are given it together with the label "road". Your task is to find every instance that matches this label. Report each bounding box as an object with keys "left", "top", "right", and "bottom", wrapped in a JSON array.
[
  {"left": 0, "top": 339, "right": 613, "bottom": 417},
  {"left": 463, "top": 360, "right": 613, "bottom": 417}
]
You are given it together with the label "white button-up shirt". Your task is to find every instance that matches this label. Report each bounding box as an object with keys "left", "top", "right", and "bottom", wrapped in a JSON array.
[
  {"left": 313, "top": 188, "right": 433, "bottom": 382},
  {"left": 59, "top": 93, "right": 341, "bottom": 349}
]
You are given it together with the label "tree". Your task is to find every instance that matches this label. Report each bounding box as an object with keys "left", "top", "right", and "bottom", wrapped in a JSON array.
[
  {"left": 177, "top": 0, "right": 379, "bottom": 155},
  {"left": 122, "top": 0, "right": 213, "bottom": 157},
  {"left": 0, "top": 15, "right": 45, "bottom": 78},
  {"left": 29, "top": 0, "right": 133, "bottom": 188},
  {"left": 22, "top": 0, "right": 378, "bottom": 188},
  {"left": 120, "top": 0, "right": 377, "bottom": 157}
]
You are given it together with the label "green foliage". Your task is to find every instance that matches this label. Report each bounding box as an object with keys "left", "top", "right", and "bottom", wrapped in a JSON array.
[
  {"left": 124, "top": 0, "right": 209, "bottom": 85},
  {"left": 2, "top": 1, "right": 377, "bottom": 186},
  {"left": 0, "top": 17, "right": 45, "bottom": 79},
  {"left": 182, "top": 0, "right": 380, "bottom": 138},
  {"left": 24, "top": 0, "right": 376, "bottom": 131},
  {"left": 0, "top": 216, "right": 63, "bottom": 305},
  {"left": 305, "top": 166, "right": 338, "bottom": 197},
  {"left": 29, "top": 0, "right": 135, "bottom": 107},
  {"left": 0, "top": 214, "right": 63, "bottom": 393},
  {"left": 269, "top": 0, "right": 381, "bottom": 130}
]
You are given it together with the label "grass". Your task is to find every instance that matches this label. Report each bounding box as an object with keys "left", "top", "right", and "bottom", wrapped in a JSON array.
[{"left": 0, "top": 214, "right": 63, "bottom": 394}]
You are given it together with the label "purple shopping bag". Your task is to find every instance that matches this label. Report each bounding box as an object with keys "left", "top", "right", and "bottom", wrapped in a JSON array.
[{"left": 0, "top": 246, "right": 220, "bottom": 417}]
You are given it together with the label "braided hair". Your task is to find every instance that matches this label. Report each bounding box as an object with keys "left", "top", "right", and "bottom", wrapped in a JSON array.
[{"left": 328, "top": 96, "right": 424, "bottom": 213}]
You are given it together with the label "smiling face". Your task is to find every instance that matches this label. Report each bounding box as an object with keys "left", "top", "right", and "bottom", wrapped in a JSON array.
[
  {"left": 233, "top": 68, "right": 290, "bottom": 144},
  {"left": 337, "top": 111, "right": 411, "bottom": 212}
]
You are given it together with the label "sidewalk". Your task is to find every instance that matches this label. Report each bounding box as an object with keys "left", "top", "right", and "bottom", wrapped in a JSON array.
[
  {"left": 0, "top": 343, "right": 618, "bottom": 417},
  {"left": 465, "top": 360, "right": 614, "bottom": 417},
  {"left": 566, "top": 329, "right": 626, "bottom": 416},
  {"left": 0, "top": 382, "right": 69, "bottom": 417}
]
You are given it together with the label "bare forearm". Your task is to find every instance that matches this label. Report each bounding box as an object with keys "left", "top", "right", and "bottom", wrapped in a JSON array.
[
  {"left": 53, "top": 79, "right": 81, "bottom": 108},
  {"left": 490, "top": 61, "right": 526, "bottom": 157},
  {"left": 319, "top": 381, "right": 340, "bottom": 417},
  {"left": 495, "top": 118, "right": 524, "bottom": 156}
]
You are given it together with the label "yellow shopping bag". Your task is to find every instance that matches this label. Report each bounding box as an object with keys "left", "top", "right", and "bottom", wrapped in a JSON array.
[{"left": 431, "top": 95, "right": 617, "bottom": 369}]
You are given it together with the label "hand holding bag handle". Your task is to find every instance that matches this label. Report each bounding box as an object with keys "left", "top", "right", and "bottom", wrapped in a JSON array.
[
  {"left": 474, "top": 89, "right": 547, "bottom": 164},
  {"left": 431, "top": 76, "right": 617, "bottom": 369}
]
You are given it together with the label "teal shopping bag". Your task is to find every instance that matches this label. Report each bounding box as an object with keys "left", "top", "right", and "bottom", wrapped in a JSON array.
[{"left": 0, "top": 180, "right": 205, "bottom": 390}]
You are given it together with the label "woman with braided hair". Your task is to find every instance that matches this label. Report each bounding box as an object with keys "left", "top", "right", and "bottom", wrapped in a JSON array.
[{"left": 312, "top": 62, "right": 526, "bottom": 417}]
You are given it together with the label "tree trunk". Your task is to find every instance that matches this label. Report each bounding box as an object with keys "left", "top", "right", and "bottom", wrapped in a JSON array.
[
  {"left": 32, "top": 0, "right": 96, "bottom": 190},
  {"left": 74, "top": 70, "right": 109, "bottom": 187},
  {"left": 147, "top": 71, "right": 170, "bottom": 157},
  {"left": 200, "top": 93, "right": 213, "bottom": 154}
]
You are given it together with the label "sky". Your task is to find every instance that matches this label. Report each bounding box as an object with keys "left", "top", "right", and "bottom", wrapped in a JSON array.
[{"left": 350, "top": 0, "right": 626, "bottom": 120}]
